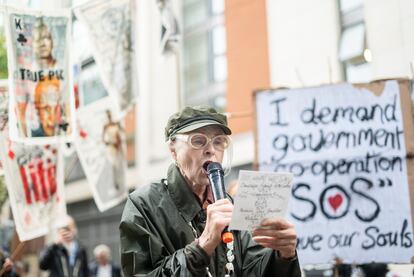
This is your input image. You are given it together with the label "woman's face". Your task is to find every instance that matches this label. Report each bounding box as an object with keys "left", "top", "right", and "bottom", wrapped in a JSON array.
[
  {"left": 171, "top": 125, "right": 225, "bottom": 188},
  {"left": 33, "top": 26, "right": 53, "bottom": 60}
]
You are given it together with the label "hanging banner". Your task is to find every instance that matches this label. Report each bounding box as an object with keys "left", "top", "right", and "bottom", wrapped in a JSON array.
[
  {"left": 5, "top": 8, "right": 75, "bottom": 144},
  {"left": 74, "top": 0, "right": 136, "bottom": 117},
  {"left": 255, "top": 80, "right": 414, "bottom": 264},
  {"left": 0, "top": 129, "right": 66, "bottom": 241},
  {"left": 74, "top": 98, "right": 128, "bottom": 211},
  {"left": 156, "top": 0, "right": 180, "bottom": 54},
  {"left": 0, "top": 81, "right": 8, "bottom": 133},
  {"left": 0, "top": 82, "right": 8, "bottom": 176}
]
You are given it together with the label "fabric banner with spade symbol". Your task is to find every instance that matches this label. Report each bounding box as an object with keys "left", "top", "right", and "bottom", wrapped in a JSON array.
[
  {"left": 0, "top": 129, "right": 67, "bottom": 241},
  {"left": 74, "top": 98, "right": 128, "bottom": 212},
  {"left": 74, "top": 0, "right": 136, "bottom": 118},
  {"left": 255, "top": 80, "right": 414, "bottom": 264},
  {"left": 4, "top": 7, "right": 75, "bottom": 144}
]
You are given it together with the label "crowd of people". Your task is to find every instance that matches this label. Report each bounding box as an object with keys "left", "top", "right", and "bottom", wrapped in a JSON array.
[{"left": 1, "top": 215, "right": 120, "bottom": 277}]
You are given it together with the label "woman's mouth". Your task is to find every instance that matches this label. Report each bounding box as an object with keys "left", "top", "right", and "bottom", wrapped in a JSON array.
[{"left": 202, "top": 161, "right": 212, "bottom": 175}]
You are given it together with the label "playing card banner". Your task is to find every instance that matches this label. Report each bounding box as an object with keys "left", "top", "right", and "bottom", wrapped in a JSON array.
[
  {"left": 74, "top": 98, "right": 128, "bottom": 211},
  {"left": 74, "top": 0, "right": 136, "bottom": 117},
  {"left": 0, "top": 130, "right": 66, "bottom": 241},
  {"left": 5, "top": 8, "right": 75, "bottom": 144}
]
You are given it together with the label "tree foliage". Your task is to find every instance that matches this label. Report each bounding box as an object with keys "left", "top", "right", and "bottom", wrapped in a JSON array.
[
  {"left": 0, "top": 176, "right": 7, "bottom": 213},
  {"left": 0, "top": 31, "right": 8, "bottom": 79}
]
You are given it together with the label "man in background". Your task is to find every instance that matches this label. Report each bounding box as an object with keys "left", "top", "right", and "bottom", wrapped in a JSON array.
[
  {"left": 0, "top": 250, "right": 19, "bottom": 277},
  {"left": 89, "top": 244, "right": 120, "bottom": 277},
  {"left": 39, "top": 215, "right": 89, "bottom": 277}
]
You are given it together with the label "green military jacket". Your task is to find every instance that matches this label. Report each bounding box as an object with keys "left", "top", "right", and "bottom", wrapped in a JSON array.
[{"left": 120, "top": 164, "right": 301, "bottom": 276}]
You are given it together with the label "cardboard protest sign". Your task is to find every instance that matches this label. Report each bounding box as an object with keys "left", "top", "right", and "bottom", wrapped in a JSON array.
[
  {"left": 5, "top": 8, "right": 75, "bottom": 144},
  {"left": 0, "top": 129, "right": 66, "bottom": 241},
  {"left": 74, "top": 0, "right": 136, "bottom": 117},
  {"left": 74, "top": 98, "right": 128, "bottom": 211},
  {"left": 254, "top": 80, "right": 414, "bottom": 264}
]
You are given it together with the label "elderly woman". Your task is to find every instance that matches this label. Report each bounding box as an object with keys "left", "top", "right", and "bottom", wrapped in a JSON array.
[{"left": 120, "top": 106, "right": 301, "bottom": 276}]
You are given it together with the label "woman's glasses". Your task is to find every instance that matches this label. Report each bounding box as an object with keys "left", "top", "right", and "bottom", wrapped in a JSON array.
[{"left": 174, "top": 133, "right": 231, "bottom": 151}]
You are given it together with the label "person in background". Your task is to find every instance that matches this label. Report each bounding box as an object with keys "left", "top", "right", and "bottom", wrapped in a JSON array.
[
  {"left": 39, "top": 215, "right": 89, "bottom": 277},
  {"left": 359, "top": 263, "right": 389, "bottom": 277},
  {"left": 333, "top": 258, "right": 352, "bottom": 277},
  {"left": 89, "top": 244, "right": 120, "bottom": 277},
  {"left": 0, "top": 250, "right": 19, "bottom": 277},
  {"left": 120, "top": 105, "right": 301, "bottom": 276}
]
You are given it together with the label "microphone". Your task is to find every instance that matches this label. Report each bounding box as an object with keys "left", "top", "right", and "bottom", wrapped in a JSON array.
[{"left": 204, "top": 162, "right": 234, "bottom": 244}]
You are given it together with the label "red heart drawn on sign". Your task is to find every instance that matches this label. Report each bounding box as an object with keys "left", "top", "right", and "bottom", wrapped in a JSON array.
[
  {"left": 328, "top": 194, "right": 343, "bottom": 212},
  {"left": 79, "top": 129, "right": 88, "bottom": 138}
]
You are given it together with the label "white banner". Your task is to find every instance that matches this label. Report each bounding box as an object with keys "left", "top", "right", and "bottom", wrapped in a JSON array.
[
  {"left": 255, "top": 81, "right": 413, "bottom": 264},
  {"left": 74, "top": 0, "right": 136, "bottom": 117},
  {"left": 0, "top": 130, "right": 66, "bottom": 241},
  {"left": 5, "top": 8, "right": 75, "bottom": 144},
  {"left": 74, "top": 98, "right": 128, "bottom": 211}
]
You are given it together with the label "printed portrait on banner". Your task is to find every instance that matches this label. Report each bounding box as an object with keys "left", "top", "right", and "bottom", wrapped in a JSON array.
[
  {"left": 75, "top": 98, "right": 127, "bottom": 212},
  {"left": 74, "top": 0, "right": 136, "bottom": 117},
  {"left": 0, "top": 130, "right": 66, "bottom": 241},
  {"left": 255, "top": 80, "right": 414, "bottom": 264},
  {"left": 5, "top": 9, "right": 74, "bottom": 143}
]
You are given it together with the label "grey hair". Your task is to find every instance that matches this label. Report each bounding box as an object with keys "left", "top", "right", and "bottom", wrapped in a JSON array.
[{"left": 93, "top": 244, "right": 111, "bottom": 260}]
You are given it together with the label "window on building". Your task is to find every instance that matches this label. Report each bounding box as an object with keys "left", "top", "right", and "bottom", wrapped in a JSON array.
[
  {"left": 339, "top": 23, "right": 365, "bottom": 62},
  {"left": 183, "top": 0, "right": 227, "bottom": 112},
  {"left": 338, "top": 1, "right": 372, "bottom": 83}
]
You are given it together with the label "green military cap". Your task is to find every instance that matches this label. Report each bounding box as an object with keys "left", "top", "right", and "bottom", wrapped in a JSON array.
[{"left": 165, "top": 105, "right": 232, "bottom": 141}]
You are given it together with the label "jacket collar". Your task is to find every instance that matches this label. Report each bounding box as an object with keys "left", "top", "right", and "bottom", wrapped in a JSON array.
[{"left": 166, "top": 164, "right": 202, "bottom": 222}]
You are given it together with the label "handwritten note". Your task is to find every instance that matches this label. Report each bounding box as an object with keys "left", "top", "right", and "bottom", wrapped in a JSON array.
[{"left": 229, "top": 170, "right": 293, "bottom": 231}]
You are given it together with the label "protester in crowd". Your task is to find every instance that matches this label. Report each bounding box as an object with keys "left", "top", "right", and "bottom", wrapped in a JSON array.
[
  {"left": 333, "top": 258, "right": 352, "bottom": 277},
  {"left": 89, "top": 244, "right": 120, "bottom": 277},
  {"left": 0, "top": 250, "right": 19, "bottom": 277},
  {"left": 39, "top": 215, "right": 89, "bottom": 277},
  {"left": 120, "top": 105, "right": 301, "bottom": 276},
  {"left": 359, "top": 263, "right": 389, "bottom": 277}
]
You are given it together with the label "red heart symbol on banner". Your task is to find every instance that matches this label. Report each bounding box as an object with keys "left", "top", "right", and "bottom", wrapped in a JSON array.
[
  {"left": 328, "top": 194, "right": 343, "bottom": 212},
  {"left": 79, "top": 129, "right": 88, "bottom": 138}
]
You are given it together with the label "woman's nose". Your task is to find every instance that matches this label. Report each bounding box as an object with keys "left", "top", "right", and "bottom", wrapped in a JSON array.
[{"left": 203, "top": 141, "right": 216, "bottom": 155}]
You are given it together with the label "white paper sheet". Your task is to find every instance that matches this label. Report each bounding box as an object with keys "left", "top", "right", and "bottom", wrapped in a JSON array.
[{"left": 229, "top": 170, "right": 293, "bottom": 231}]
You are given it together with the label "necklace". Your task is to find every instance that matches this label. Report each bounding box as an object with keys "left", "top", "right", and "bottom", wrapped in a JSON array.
[
  {"left": 224, "top": 241, "right": 234, "bottom": 277},
  {"left": 188, "top": 221, "right": 235, "bottom": 277}
]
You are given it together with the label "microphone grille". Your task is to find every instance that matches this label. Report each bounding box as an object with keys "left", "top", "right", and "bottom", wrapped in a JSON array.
[{"left": 206, "top": 162, "right": 223, "bottom": 173}]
